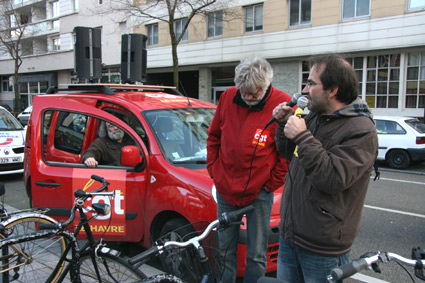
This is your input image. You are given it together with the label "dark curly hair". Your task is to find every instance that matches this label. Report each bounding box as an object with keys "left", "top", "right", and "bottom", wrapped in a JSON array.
[{"left": 308, "top": 54, "right": 359, "bottom": 104}]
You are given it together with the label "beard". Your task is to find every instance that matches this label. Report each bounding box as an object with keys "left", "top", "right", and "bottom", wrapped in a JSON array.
[
  {"left": 307, "top": 93, "right": 331, "bottom": 114},
  {"left": 107, "top": 128, "right": 124, "bottom": 141},
  {"left": 241, "top": 92, "right": 265, "bottom": 106}
]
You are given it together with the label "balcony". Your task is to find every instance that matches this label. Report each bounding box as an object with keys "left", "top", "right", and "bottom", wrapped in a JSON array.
[
  {"left": 10, "top": 19, "right": 59, "bottom": 40},
  {"left": 12, "top": 0, "right": 45, "bottom": 8}
]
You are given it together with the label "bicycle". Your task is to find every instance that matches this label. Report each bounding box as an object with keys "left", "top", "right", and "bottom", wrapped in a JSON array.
[
  {"left": 0, "top": 181, "right": 66, "bottom": 282},
  {"left": 327, "top": 247, "right": 425, "bottom": 282},
  {"left": 128, "top": 204, "right": 255, "bottom": 282},
  {"left": 0, "top": 175, "right": 145, "bottom": 282}
]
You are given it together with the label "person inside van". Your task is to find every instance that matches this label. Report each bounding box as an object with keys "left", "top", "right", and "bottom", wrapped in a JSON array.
[{"left": 82, "top": 121, "right": 133, "bottom": 167}]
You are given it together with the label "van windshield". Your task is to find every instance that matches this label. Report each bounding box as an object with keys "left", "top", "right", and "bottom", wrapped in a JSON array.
[
  {"left": 0, "top": 108, "right": 23, "bottom": 130},
  {"left": 144, "top": 108, "right": 215, "bottom": 164}
]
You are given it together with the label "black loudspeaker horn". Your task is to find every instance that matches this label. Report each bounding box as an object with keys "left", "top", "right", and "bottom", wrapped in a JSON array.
[
  {"left": 74, "top": 26, "right": 102, "bottom": 80},
  {"left": 121, "top": 34, "right": 147, "bottom": 83}
]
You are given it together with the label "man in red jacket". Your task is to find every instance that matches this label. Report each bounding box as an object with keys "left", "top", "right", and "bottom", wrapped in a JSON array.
[{"left": 207, "top": 56, "right": 291, "bottom": 283}]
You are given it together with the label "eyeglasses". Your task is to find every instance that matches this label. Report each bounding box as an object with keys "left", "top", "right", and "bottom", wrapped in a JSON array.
[{"left": 305, "top": 80, "right": 322, "bottom": 89}]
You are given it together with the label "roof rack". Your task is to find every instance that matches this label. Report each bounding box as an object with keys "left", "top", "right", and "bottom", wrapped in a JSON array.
[{"left": 45, "top": 84, "right": 183, "bottom": 96}]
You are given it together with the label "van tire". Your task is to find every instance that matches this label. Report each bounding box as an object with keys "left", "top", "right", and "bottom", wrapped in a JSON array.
[
  {"left": 158, "top": 218, "right": 199, "bottom": 281},
  {"left": 387, "top": 149, "right": 410, "bottom": 169}
]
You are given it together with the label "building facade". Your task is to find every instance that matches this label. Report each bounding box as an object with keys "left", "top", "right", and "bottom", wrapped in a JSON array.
[{"left": 0, "top": 0, "right": 424, "bottom": 118}]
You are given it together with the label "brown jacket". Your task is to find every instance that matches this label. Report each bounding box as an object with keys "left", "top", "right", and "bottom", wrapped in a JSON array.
[
  {"left": 276, "top": 98, "right": 378, "bottom": 256},
  {"left": 82, "top": 136, "right": 133, "bottom": 166}
]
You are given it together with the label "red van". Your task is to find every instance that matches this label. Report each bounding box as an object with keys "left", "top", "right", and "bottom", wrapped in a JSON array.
[{"left": 24, "top": 84, "right": 281, "bottom": 275}]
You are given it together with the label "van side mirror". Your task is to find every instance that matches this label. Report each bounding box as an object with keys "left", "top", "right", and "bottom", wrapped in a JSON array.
[{"left": 121, "top": 145, "right": 143, "bottom": 168}]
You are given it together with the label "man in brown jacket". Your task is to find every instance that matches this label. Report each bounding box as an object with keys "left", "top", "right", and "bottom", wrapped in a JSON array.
[
  {"left": 272, "top": 53, "right": 378, "bottom": 282},
  {"left": 83, "top": 122, "right": 133, "bottom": 167}
]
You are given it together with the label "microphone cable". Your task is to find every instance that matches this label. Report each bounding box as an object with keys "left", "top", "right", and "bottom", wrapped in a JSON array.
[{"left": 238, "top": 122, "right": 271, "bottom": 207}]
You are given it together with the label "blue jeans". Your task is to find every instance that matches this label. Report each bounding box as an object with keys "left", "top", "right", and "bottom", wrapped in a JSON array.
[
  {"left": 217, "top": 189, "right": 273, "bottom": 283},
  {"left": 277, "top": 236, "right": 350, "bottom": 283}
]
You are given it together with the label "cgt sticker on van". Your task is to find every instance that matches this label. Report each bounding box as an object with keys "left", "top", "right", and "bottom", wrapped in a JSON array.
[{"left": 72, "top": 169, "right": 126, "bottom": 236}]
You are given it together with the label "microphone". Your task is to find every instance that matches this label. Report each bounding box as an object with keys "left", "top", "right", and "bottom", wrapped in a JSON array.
[
  {"left": 264, "top": 93, "right": 305, "bottom": 128},
  {"left": 287, "top": 92, "right": 303, "bottom": 108},
  {"left": 294, "top": 96, "right": 308, "bottom": 117}
]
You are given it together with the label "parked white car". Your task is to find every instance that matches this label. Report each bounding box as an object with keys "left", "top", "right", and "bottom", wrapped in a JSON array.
[
  {"left": 374, "top": 116, "right": 425, "bottom": 169},
  {"left": 17, "top": 105, "right": 32, "bottom": 125},
  {"left": 0, "top": 106, "right": 26, "bottom": 175}
]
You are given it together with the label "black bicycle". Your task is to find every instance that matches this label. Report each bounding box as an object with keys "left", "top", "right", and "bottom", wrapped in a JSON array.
[
  {"left": 0, "top": 181, "right": 65, "bottom": 283},
  {"left": 129, "top": 205, "right": 254, "bottom": 282},
  {"left": 0, "top": 175, "right": 145, "bottom": 282}
]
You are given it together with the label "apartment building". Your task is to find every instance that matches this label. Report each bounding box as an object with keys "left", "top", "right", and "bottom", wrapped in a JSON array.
[{"left": 0, "top": 0, "right": 424, "bottom": 118}]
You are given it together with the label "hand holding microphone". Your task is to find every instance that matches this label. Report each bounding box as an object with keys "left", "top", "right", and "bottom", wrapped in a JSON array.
[
  {"left": 284, "top": 96, "right": 309, "bottom": 139},
  {"left": 271, "top": 93, "right": 306, "bottom": 124}
]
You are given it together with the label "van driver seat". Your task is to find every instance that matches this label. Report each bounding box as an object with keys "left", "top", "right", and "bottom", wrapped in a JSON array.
[{"left": 155, "top": 117, "right": 184, "bottom": 160}]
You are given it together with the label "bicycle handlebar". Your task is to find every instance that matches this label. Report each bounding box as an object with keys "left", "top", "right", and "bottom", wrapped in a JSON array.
[
  {"left": 73, "top": 175, "right": 111, "bottom": 198},
  {"left": 328, "top": 252, "right": 425, "bottom": 281},
  {"left": 218, "top": 205, "right": 254, "bottom": 227},
  {"left": 90, "top": 174, "right": 105, "bottom": 183},
  {"left": 129, "top": 205, "right": 254, "bottom": 266}
]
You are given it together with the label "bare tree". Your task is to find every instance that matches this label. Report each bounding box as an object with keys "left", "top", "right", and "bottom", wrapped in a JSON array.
[
  {"left": 99, "top": 0, "right": 232, "bottom": 90},
  {"left": 0, "top": 0, "right": 28, "bottom": 113}
]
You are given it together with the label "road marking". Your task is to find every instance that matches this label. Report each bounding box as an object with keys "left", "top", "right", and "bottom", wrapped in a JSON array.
[
  {"left": 351, "top": 273, "right": 390, "bottom": 282},
  {"left": 371, "top": 176, "right": 425, "bottom": 186},
  {"left": 364, "top": 205, "right": 425, "bottom": 218}
]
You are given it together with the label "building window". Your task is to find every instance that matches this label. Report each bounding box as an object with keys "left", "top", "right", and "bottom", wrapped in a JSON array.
[
  {"left": 73, "top": 0, "right": 79, "bottom": 12},
  {"left": 20, "top": 14, "right": 29, "bottom": 25},
  {"left": 98, "top": 0, "right": 103, "bottom": 5},
  {"left": 207, "top": 12, "right": 223, "bottom": 38},
  {"left": 289, "top": 0, "right": 311, "bottom": 27},
  {"left": 1, "top": 76, "right": 13, "bottom": 92},
  {"left": 52, "top": 1, "right": 60, "bottom": 18},
  {"left": 244, "top": 4, "right": 263, "bottom": 33},
  {"left": 147, "top": 23, "right": 158, "bottom": 46},
  {"left": 301, "top": 61, "right": 309, "bottom": 91},
  {"left": 406, "top": 51, "right": 425, "bottom": 108},
  {"left": 342, "top": 0, "right": 370, "bottom": 19},
  {"left": 365, "top": 54, "right": 401, "bottom": 109},
  {"left": 19, "top": 81, "right": 48, "bottom": 109},
  {"left": 174, "top": 18, "right": 188, "bottom": 41},
  {"left": 52, "top": 1, "right": 60, "bottom": 28},
  {"left": 346, "top": 56, "right": 364, "bottom": 94},
  {"left": 408, "top": 0, "right": 425, "bottom": 10},
  {"left": 9, "top": 14, "right": 16, "bottom": 28},
  {"left": 52, "top": 37, "right": 60, "bottom": 51}
]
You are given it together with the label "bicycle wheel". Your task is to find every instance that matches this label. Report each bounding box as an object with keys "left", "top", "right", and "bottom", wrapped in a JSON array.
[
  {"left": 142, "top": 274, "right": 184, "bottom": 283},
  {"left": 78, "top": 252, "right": 146, "bottom": 282},
  {"left": 1, "top": 213, "right": 67, "bottom": 283}
]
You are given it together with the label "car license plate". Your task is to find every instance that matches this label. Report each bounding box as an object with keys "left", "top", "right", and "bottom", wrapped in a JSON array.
[{"left": 0, "top": 157, "right": 21, "bottom": 163}]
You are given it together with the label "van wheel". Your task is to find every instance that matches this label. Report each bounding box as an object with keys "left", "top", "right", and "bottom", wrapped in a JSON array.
[
  {"left": 387, "top": 150, "right": 410, "bottom": 169},
  {"left": 158, "top": 218, "right": 200, "bottom": 281}
]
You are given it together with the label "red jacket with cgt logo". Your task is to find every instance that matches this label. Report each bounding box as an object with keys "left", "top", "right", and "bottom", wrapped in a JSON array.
[{"left": 207, "top": 86, "right": 291, "bottom": 207}]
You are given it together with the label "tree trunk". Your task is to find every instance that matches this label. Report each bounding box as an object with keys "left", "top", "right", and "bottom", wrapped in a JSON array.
[
  {"left": 13, "top": 59, "right": 20, "bottom": 114},
  {"left": 171, "top": 42, "right": 179, "bottom": 90}
]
